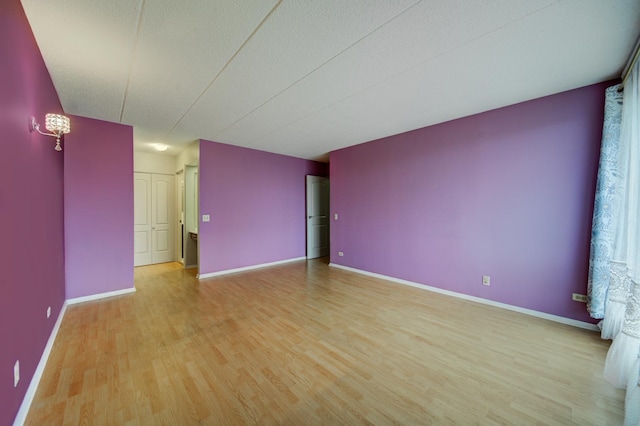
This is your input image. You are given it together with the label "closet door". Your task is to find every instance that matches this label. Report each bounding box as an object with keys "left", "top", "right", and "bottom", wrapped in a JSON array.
[
  {"left": 134, "top": 172, "right": 175, "bottom": 266},
  {"left": 134, "top": 173, "right": 152, "bottom": 266}
]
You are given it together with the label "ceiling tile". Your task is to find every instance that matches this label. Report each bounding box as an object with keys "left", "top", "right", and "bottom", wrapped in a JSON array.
[
  {"left": 21, "top": 0, "right": 640, "bottom": 160},
  {"left": 21, "top": 0, "right": 144, "bottom": 122},
  {"left": 218, "top": 0, "right": 558, "bottom": 146},
  {"left": 121, "top": 0, "right": 279, "bottom": 132},
  {"left": 248, "top": 0, "right": 640, "bottom": 160},
  {"left": 172, "top": 0, "right": 420, "bottom": 141}
]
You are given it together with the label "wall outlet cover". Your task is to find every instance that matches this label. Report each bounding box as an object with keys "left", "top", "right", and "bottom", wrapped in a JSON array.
[
  {"left": 572, "top": 293, "right": 588, "bottom": 303},
  {"left": 482, "top": 275, "right": 490, "bottom": 286}
]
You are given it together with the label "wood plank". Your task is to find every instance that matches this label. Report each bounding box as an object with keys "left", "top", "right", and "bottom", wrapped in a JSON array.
[{"left": 26, "top": 260, "right": 624, "bottom": 424}]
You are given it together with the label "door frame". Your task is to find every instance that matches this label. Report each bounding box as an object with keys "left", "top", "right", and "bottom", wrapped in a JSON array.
[{"left": 176, "top": 169, "right": 185, "bottom": 265}]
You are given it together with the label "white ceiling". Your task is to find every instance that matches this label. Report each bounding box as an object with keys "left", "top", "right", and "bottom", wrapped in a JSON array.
[{"left": 21, "top": 0, "right": 640, "bottom": 161}]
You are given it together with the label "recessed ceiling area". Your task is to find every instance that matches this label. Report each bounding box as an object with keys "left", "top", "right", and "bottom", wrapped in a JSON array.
[{"left": 21, "top": 0, "right": 640, "bottom": 161}]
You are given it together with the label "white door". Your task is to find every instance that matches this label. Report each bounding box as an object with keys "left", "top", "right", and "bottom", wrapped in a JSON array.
[
  {"left": 151, "top": 174, "right": 175, "bottom": 264},
  {"left": 134, "top": 172, "right": 175, "bottom": 266},
  {"left": 134, "top": 173, "right": 152, "bottom": 266},
  {"left": 306, "top": 175, "right": 330, "bottom": 259}
]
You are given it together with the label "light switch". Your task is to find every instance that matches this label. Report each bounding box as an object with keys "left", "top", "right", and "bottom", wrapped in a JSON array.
[
  {"left": 202, "top": 214, "right": 210, "bottom": 222},
  {"left": 14, "top": 360, "right": 19, "bottom": 387},
  {"left": 334, "top": 213, "right": 338, "bottom": 220}
]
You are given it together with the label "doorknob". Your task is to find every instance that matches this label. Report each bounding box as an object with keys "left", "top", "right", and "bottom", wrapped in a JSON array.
[{"left": 308, "top": 216, "right": 312, "bottom": 219}]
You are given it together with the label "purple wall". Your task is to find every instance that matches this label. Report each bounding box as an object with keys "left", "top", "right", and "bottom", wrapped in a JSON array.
[
  {"left": 199, "top": 140, "right": 327, "bottom": 274},
  {"left": 0, "top": 1, "right": 66, "bottom": 424},
  {"left": 331, "top": 82, "right": 609, "bottom": 323},
  {"left": 64, "top": 115, "right": 134, "bottom": 299}
]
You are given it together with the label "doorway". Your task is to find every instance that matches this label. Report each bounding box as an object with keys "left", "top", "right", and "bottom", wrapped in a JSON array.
[
  {"left": 183, "top": 165, "right": 199, "bottom": 269},
  {"left": 176, "top": 170, "right": 185, "bottom": 264},
  {"left": 306, "top": 175, "right": 330, "bottom": 259}
]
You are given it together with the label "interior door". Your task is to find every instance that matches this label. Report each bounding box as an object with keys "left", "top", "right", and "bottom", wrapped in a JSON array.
[
  {"left": 151, "top": 174, "right": 175, "bottom": 264},
  {"left": 306, "top": 175, "right": 330, "bottom": 259},
  {"left": 134, "top": 173, "right": 152, "bottom": 266}
]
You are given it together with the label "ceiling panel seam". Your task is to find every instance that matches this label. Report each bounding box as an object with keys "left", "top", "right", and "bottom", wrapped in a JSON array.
[
  {"left": 164, "top": 0, "right": 284, "bottom": 139},
  {"left": 244, "top": 0, "right": 565, "bottom": 148},
  {"left": 215, "top": 0, "right": 424, "bottom": 138},
  {"left": 25, "top": 0, "right": 638, "bottom": 159},
  {"left": 119, "top": 0, "right": 147, "bottom": 123}
]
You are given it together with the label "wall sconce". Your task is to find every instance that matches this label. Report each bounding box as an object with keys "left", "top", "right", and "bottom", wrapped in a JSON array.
[{"left": 29, "top": 114, "right": 71, "bottom": 151}]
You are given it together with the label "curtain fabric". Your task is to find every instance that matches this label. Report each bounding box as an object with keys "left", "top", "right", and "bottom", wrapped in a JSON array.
[
  {"left": 588, "top": 85, "right": 624, "bottom": 320},
  {"left": 588, "top": 59, "right": 640, "bottom": 426}
]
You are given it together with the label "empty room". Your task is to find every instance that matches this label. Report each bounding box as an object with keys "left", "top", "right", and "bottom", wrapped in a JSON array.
[{"left": 3, "top": 0, "right": 640, "bottom": 424}]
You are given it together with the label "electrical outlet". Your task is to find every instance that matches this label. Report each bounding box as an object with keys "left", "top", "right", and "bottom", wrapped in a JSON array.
[
  {"left": 202, "top": 214, "right": 210, "bottom": 222},
  {"left": 572, "top": 293, "right": 588, "bottom": 303},
  {"left": 482, "top": 275, "right": 490, "bottom": 286},
  {"left": 14, "top": 360, "right": 19, "bottom": 387},
  {"left": 338, "top": 251, "right": 344, "bottom": 257},
  {"left": 47, "top": 306, "right": 51, "bottom": 318}
]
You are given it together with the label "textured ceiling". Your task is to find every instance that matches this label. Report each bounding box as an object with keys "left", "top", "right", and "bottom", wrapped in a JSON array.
[{"left": 21, "top": 0, "right": 640, "bottom": 161}]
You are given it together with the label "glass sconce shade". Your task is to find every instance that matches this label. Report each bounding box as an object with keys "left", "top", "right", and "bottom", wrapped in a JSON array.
[{"left": 45, "top": 114, "right": 71, "bottom": 134}]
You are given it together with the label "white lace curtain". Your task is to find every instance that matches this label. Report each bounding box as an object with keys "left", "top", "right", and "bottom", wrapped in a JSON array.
[{"left": 588, "top": 59, "right": 640, "bottom": 425}]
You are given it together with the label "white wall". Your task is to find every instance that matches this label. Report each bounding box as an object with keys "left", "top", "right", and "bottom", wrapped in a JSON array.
[
  {"left": 134, "top": 152, "right": 176, "bottom": 175},
  {"left": 176, "top": 141, "right": 199, "bottom": 172},
  {"left": 185, "top": 166, "right": 199, "bottom": 233}
]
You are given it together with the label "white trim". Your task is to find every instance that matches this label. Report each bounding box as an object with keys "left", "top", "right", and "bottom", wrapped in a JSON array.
[
  {"left": 66, "top": 287, "right": 136, "bottom": 305},
  {"left": 329, "top": 263, "right": 598, "bottom": 331},
  {"left": 13, "top": 287, "right": 137, "bottom": 425},
  {"left": 13, "top": 302, "right": 68, "bottom": 426},
  {"left": 198, "top": 257, "right": 306, "bottom": 279}
]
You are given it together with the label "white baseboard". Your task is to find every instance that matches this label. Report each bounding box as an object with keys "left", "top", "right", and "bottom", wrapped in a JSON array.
[
  {"left": 13, "top": 302, "right": 68, "bottom": 426},
  {"left": 66, "top": 287, "right": 136, "bottom": 305},
  {"left": 198, "top": 257, "right": 306, "bottom": 279},
  {"left": 14, "top": 286, "right": 137, "bottom": 424},
  {"left": 329, "top": 263, "right": 598, "bottom": 331}
]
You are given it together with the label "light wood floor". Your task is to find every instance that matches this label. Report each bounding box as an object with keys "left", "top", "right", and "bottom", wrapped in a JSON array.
[{"left": 26, "top": 259, "right": 624, "bottom": 425}]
